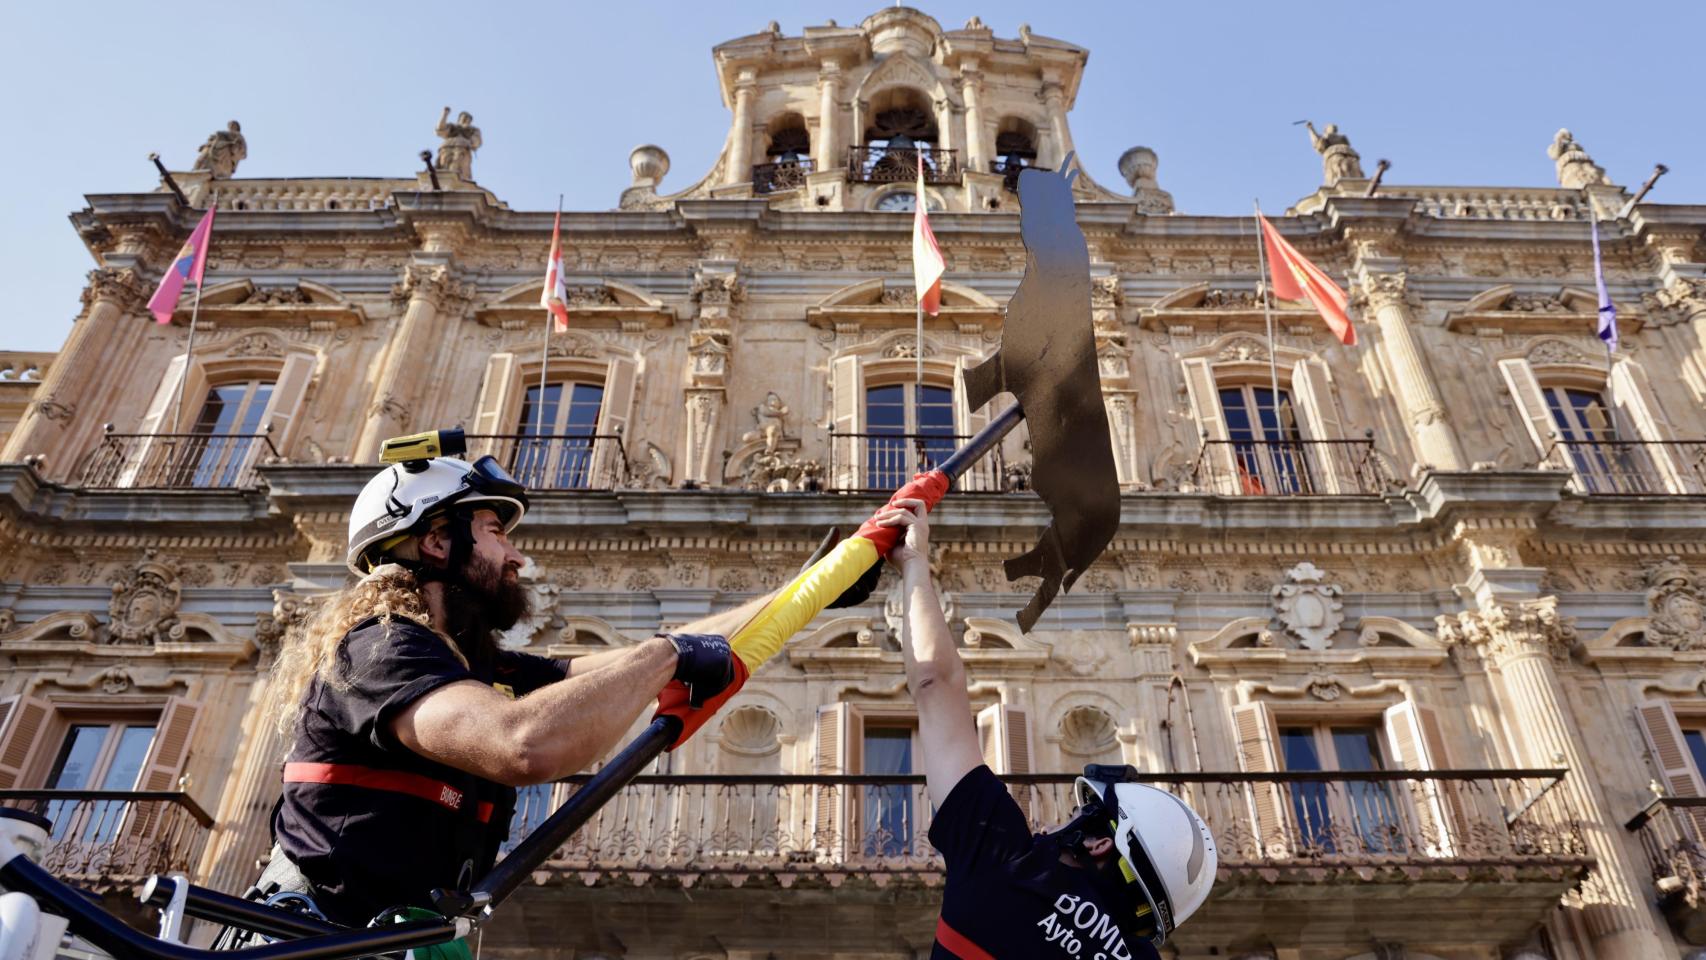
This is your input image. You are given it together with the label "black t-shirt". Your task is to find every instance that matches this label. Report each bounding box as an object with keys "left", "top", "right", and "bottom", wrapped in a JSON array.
[
  {"left": 272, "top": 615, "right": 567, "bottom": 926},
  {"left": 928, "top": 766, "right": 1157, "bottom": 960}
]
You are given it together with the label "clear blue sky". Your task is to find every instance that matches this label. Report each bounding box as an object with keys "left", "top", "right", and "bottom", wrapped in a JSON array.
[{"left": 3, "top": 1, "right": 1701, "bottom": 353}]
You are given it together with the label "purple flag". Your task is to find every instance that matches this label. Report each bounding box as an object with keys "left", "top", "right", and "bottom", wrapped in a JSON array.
[{"left": 1591, "top": 219, "right": 1618, "bottom": 353}]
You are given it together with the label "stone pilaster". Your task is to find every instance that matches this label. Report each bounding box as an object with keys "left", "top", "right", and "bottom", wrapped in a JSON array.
[
  {"left": 959, "top": 61, "right": 987, "bottom": 173},
  {"left": 681, "top": 263, "right": 741, "bottom": 486},
  {"left": 726, "top": 70, "right": 757, "bottom": 185},
  {"left": 815, "top": 63, "right": 842, "bottom": 171},
  {"left": 353, "top": 263, "right": 474, "bottom": 461},
  {"left": 1040, "top": 72, "right": 1075, "bottom": 168},
  {"left": 1355, "top": 269, "right": 1468, "bottom": 471},
  {"left": 1441, "top": 591, "right": 1665, "bottom": 957},
  {"left": 5, "top": 267, "right": 148, "bottom": 469}
]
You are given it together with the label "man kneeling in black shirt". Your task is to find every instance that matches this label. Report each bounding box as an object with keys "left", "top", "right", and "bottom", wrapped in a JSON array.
[
  {"left": 873, "top": 499, "right": 1218, "bottom": 960},
  {"left": 256, "top": 453, "right": 754, "bottom": 927}
]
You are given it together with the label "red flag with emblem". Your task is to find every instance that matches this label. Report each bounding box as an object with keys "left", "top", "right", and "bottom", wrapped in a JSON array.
[{"left": 1259, "top": 213, "right": 1353, "bottom": 345}]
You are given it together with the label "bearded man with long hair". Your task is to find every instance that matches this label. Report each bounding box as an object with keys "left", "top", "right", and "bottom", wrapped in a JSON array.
[{"left": 254, "top": 453, "right": 754, "bottom": 928}]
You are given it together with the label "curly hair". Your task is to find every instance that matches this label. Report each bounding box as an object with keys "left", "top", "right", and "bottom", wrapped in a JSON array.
[{"left": 267, "top": 565, "right": 466, "bottom": 741}]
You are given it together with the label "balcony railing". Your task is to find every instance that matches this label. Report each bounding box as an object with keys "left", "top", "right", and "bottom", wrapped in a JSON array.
[
  {"left": 846, "top": 145, "right": 962, "bottom": 185},
  {"left": 77, "top": 429, "right": 280, "bottom": 490},
  {"left": 465, "top": 433, "right": 627, "bottom": 491},
  {"left": 517, "top": 769, "right": 1586, "bottom": 885},
  {"left": 1192, "top": 437, "right": 1390, "bottom": 496},
  {"left": 990, "top": 158, "right": 1045, "bottom": 192},
  {"left": 827, "top": 431, "right": 1010, "bottom": 494},
  {"left": 1627, "top": 796, "right": 1706, "bottom": 941},
  {"left": 752, "top": 158, "right": 814, "bottom": 195},
  {"left": 1546, "top": 439, "right": 1706, "bottom": 495},
  {"left": 0, "top": 789, "right": 213, "bottom": 888}
]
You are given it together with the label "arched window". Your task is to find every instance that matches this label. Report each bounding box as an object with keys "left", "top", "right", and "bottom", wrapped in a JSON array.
[
  {"left": 854, "top": 88, "right": 950, "bottom": 184},
  {"left": 511, "top": 380, "right": 605, "bottom": 489},
  {"left": 754, "top": 115, "right": 813, "bottom": 195},
  {"left": 993, "top": 119, "right": 1039, "bottom": 189}
]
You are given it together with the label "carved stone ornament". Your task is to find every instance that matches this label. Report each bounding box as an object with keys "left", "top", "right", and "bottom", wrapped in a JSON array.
[
  {"left": 1503, "top": 292, "right": 1572, "bottom": 314},
  {"left": 1199, "top": 288, "right": 1264, "bottom": 310},
  {"left": 1641, "top": 277, "right": 1706, "bottom": 326},
  {"left": 1305, "top": 670, "right": 1345, "bottom": 701},
  {"left": 0, "top": 608, "right": 14, "bottom": 634},
  {"left": 225, "top": 333, "right": 284, "bottom": 358},
  {"left": 85, "top": 268, "right": 148, "bottom": 314},
  {"left": 1646, "top": 556, "right": 1706, "bottom": 651},
  {"left": 192, "top": 120, "right": 247, "bottom": 179},
  {"left": 1359, "top": 272, "right": 1414, "bottom": 313},
  {"left": 1091, "top": 275, "right": 1125, "bottom": 309},
  {"left": 742, "top": 391, "right": 791, "bottom": 454},
  {"left": 104, "top": 553, "right": 185, "bottom": 645},
  {"left": 690, "top": 272, "right": 744, "bottom": 305},
  {"left": 241, "top": 286, "right": 312, "bottom": 306},
  {"left": 882, "top": 335, "right": 936, "bottom": 359},
  {"left": 1437, "top": 597, "right": 1577, "bottom": 662},
  {"left": 1525, "top": 339, "right": 1591, "bottom": 367},
  {"left": 1548, "top": 128, "right": 1609, "bottom": 190},
  {"left": 879, "top": 286, "right": 917, "bottom": 307},
  {"left": 1272, "top": 562, "right": 1345, "bottom": 651},
  {"left": 1215, "top": 336, "right": 1270, "bottom": 363}
]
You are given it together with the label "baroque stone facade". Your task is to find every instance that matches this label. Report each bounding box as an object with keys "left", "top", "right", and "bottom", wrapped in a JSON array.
[{"left": 2, "top": 8, "right": 1706, "bottom": 960}]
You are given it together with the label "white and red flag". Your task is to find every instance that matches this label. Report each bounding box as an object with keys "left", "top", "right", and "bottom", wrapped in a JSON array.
[
  {"left": 1259, "top": 212, "right": 1354, "bottom": 345},
  {"left": 911, "top": 154, "right": 945, "bottom": 316},
  {"left": 541, "top": 208, "right": 569, "bottom": 332}
]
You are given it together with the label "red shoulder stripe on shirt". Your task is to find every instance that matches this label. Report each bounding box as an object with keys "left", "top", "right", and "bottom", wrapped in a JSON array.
[{"left": 935, "top": 917, "right": 996, "bottom": 960}]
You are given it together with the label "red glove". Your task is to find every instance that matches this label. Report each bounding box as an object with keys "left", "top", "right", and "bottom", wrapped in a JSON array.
[
  {"left": 654, "top": 657, "right": 751, "bottom": 750},
  {"left": 853, "top": 470, "right": 951, "bottom": 557}
]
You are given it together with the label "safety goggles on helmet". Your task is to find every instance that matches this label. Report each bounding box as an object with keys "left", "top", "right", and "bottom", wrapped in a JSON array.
[
  {"left": 1073, "top": 776, "right": 1172, "bottom": 947},
  {"left": 458, "top": 456, "right": 530, "bottom": 517}
]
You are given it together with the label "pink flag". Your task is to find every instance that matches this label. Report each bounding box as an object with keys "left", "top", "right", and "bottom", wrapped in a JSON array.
[
  {"left": 146, "top": 207, "right": 216, "bottom": 324},
  {"left": 541, "top": 209, "right": 569, "bottom": 332},
  {"left": 911, "top": 154, "right": 945, "bottom": 316}
]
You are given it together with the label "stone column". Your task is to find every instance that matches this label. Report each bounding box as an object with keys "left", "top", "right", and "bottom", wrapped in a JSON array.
[
  {"left": 1357, "top": 270, "right": 1468, "bottom": 471},
  {"left": 4, "top": 267, "right": 148, "bottom": 469},
  {"left": 959, "top": 62, "right": 987, "bottom": 173},
  {"left": 353, "top": 263, "right": 471, "bottom": 461},
  {"left": 815, "top": 63, "right": 842, "bottom": 170},
  {"left": 726, "top": 70, "right": 757, "bottom": 185},
  {"left": 1040, "top": 75, "right": 1075, "bottom": 168},
  {"left": 1441, "top": 587, "right": 1665, "bottom": 958}
]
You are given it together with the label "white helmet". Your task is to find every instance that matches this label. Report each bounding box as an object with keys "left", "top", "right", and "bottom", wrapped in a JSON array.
[
  {"left": 346, "top": 455, "right": 529, "bottom": 577},
  {"left": 1073, "top": 770, "right": 1217, "bottom": 947}
]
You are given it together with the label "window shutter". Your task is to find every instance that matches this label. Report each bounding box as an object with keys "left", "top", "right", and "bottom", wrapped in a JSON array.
[
  {"left": 1609, "top": 358, "right": 1691, "bottom": 493},
  {"left": 813, "top": 703, "right": 851, "bottom": 860},
  {"left": 1230, "top": 701, "right": 1287, "bottom": 858},
  {"left": 1383, "top": 700, "right": 1471, "bottom": 857},
  {"left": 470, "top": 353, "right": 519, "bottom": 456},
  {"left": 977, "top": 704, "right": 1035, "bottom": 815},
  {"left": 258, "top": 353, "right": 317, "bottom": 457},
  {"left": 1635, "top": 699, "right": 1705, "bottom": 799},
  {"left": 591, "top": 356, "right": 639, "bottom": 489},
  {"left": 0, "top": 696, "right": 50, "bottom": 788},
  {"left": 119, "top": 355, "right": 197, "bottom": 487},
  {"left": 1181, "top": 358, "right": 1236, "bottom": 494},
  {"left": 124, "top": 697, "right": 203, "bottom": 842},
  {"left": 1497, "top": 358, "right": 1560, "bottom": 467},
  {"left": 1289, "top": 356, "right": 1349, "bottom": 494},
  {"left": 954, "top": 355, "right": 994, "bottom": 491},
  {"left": 830, "top": 355, "right": 865, "bottom": 490}
]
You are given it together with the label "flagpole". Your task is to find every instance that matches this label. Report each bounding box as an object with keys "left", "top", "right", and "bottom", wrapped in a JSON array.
[
  {"left": 1253, "top": 200, "right": 1283, "bottom": 419},
  {"left": 536, "top": 195, "right": 562, "bottom": 450},
  {"left": 170, "top": 190, "right": 214, "bottom": 437}
]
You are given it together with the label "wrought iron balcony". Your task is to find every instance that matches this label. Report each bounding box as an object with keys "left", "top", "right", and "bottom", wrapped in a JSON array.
[
  {"left": 1191, "top": 437, "right": 1391, "bottom": 496},
  {"left": 77, "top": 429, "right": 280, "bottom": 489},
  {"left": 846, "top": 145, "right": 962, "bottom": 185},
  {"left": 465, "top": 433, "right": 627, "bottom": 491},
  {"left": 514, "top": 769, "right": 1587, "bottom": 886},
  {"left": 827, "top": 431, "right": 1013, "bottom": 494},
  {"left": 1627, "top": 796, "right": 1706, "bottom": 943},
  {"left": 752, "top": 158, "right": 814, "bottom": 195},
  {"left": 0, "top": 789, "right": 214, "bottom": 889},
  {"left": 1546, "top": 439, "right": 1706, "bottom": 495},
  {"left": 990, "top": 158, "right": 1045, "bottom": 193}
]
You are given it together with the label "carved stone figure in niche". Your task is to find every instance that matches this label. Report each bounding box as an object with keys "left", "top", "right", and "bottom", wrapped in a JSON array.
[
  {"left": 1272, "top": 561, "right": 1345, "bottom": 650},
  {"left": 1646, "top": 556, "right": 1706, "bottom": 651},
  {"left": 742, "top": 391, "right": 790, "bottom": 453},
  {"left": 1548, "top": 129, "right": 1608, "bottom": 190},
  {"left": 193, "top": 121, "right": 247, "bottom": 179},
  {"left": 742, "top": 451, "right": 821, "bottom": 493},
  {"left": 435, "top": 107, "right": 482, "bottom": 181},
  {"left": 105, "top": 553, "right": 184, "bottom": 645},
  {"left": 1305, "top": 122, "right": 1364, "bottom": 185}
]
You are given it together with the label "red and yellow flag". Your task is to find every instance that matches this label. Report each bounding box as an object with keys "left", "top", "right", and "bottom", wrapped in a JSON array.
[
  {"left": 911, "top": 154, "right": 945, "bottom": 316},
  {"left": 1259, "top": 213, "right": 1353, "bottom": 345}
]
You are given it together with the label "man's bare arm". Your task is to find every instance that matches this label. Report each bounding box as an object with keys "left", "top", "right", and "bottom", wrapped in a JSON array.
[
  {"left": 882, "top": 501, "right": 984, "bottom": 808},
  {"left": 394, "top": 637, "right": 677, "bottom": 786}
]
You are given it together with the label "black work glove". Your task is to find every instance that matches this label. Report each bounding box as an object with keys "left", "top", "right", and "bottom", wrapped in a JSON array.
[
  {"left": 800, "top": 526, "right": 883, "bottom": 609},
  {"left": 664, "top": 632, "right": 735, "bottom": 708}
]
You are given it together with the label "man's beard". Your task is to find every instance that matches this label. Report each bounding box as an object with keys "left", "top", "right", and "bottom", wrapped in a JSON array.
[{"left": 442, "top": 553, "right": 531, "bottom": 665}]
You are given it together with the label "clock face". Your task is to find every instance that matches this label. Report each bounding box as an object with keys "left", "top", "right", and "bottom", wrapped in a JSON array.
[{"left": 875, "top": 190, "right": 918, "bottom": 212}]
